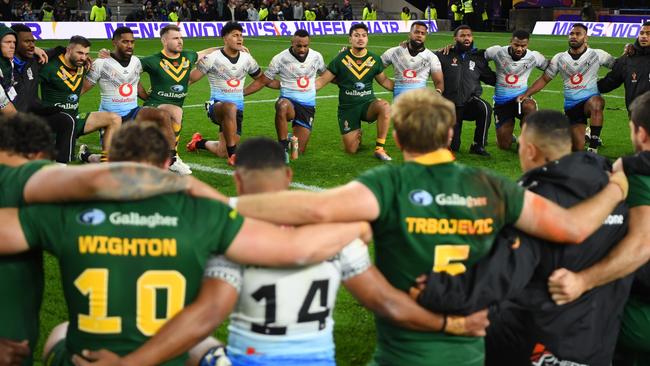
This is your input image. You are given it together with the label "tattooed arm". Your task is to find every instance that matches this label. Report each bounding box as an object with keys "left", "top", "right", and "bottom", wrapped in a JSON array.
[{"left": 23, "top": 163, "right": 226, "bottom": 203}]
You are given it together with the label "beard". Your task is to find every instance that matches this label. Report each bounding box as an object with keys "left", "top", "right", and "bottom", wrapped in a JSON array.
[
  {"left": 455, "top": 40, "right": 473, "bottom": 52},
  {"left": 569, "top": 40, "right": 584, "bottom": 50},
  {"left": 409, "top": 39, "right": 425, "bottom": 53}
]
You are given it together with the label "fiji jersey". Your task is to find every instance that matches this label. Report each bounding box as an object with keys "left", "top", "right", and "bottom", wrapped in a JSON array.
[
  {"left": 327, "top": 48, "right": 384, "bottom": 107},
  {"left": 357, "top": 149, "right": 525, "bottom": 366},
  {"left": 264, "top": 48, "right": 326, "bottom": 107},
  {"left": 545, "top": 48, "right": 615, "bottom": 108},
  {"left": 485, "top": 46, "right": 548, "bottom": 105},
  {"left": 141, "top": 50, "right": 198, "bottom": 107},
  {"left": 86, "top": 55, "right": 141, "bottom": 117},
  {"left": 18, "top": 194, "right": 243, "bottom": 366},
  {"left": 196, "top": 49, "right": 260, "bottom": 110},
  {"left": 204, "top": 240, "right": 371, "bottom": 365},
  {"left": 39, "top": 54, "right": 86, "bottom": 116},
  {"left": 381, "top": 46, "right": 441, "bottom": 98}
]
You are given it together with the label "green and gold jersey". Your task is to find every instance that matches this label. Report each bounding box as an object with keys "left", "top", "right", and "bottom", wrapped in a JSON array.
[
  {"left": 141, "top": 50, "right": 198, "bottom": 107},
  {"left": 19, "top": 194, "right": 243, "bottom": 366},
  {"left": 39, "top": 54, "right": 86, "bottom": 116},
  {"left": 356, "top": 150, "right": 525, "bottom": 366},
  {"left": 0, "top": 160, "right": 50, "bottom": 366},
  {"left": 327, "top": 48, "right": 384, "bottom": 107},
  {"left": 627, "top": 175, "right": 650, "bottom": 207}
]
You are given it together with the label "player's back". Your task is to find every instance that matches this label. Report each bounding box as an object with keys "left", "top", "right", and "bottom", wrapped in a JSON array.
[
  {"left": 86, "top": 56, "right": 141, "bottom": 117},
  {"left": 197, "top": 49, "right": 260, "bottom": 110},
  {"left": 205, "top": 240, "right": 369, "bottom": 366},
  {"left": 19, "top": 193, "right": 242, "bottom": 365},
  {"left": 265, "top": 48, "right": 325, "bottom": 107},
  {"left": 381, "top": 46, "right": 440, "bottom": 97},
  {"left": 485, "top": 45, "right": 547, "bottom": 104}
]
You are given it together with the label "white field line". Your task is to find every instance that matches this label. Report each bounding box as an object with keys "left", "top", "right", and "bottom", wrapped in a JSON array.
[{"left": 187, "top": 163, "right": 325, "bottom": 191}]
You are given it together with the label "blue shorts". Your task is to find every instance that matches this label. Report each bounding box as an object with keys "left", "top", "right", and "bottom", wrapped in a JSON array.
[
  {"left": 230, "top": 352, "right": 335, "bottom": 366},
  {"left": 121, "top": 106, "right": 141, "bottom": 123},
  {"left": 280, "top": 98, "right": 315, "bottom": 131},
  {"left": 206, "top": 100, "right": 243, "bottom": 136}
]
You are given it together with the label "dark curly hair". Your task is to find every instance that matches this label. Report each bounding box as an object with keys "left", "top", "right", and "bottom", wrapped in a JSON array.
[{"left": 0, "top": 113, "right": 54, "bottom": 159}]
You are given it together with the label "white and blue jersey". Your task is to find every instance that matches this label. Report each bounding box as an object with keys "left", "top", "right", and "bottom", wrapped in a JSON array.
[
  {"left": 264, "top": 48, "right": 326, "bottom": 108},
  {"left": 380, "top": 46, "right": 441, "bottom": 98},
  {"left": 485, "top": 45, "right": 548, "bottom": 105},
  {"left": 204, "top": 240, "right": 371, "bottom": 366},
  {"left": 85, "top": 56, "right": 141, "bottom": 117},
  {"left": 545, "top": 48, "right": 615, "bottom": 109},
  {"left": 196, "top": 49, "right": 260, "bottom": 111}
]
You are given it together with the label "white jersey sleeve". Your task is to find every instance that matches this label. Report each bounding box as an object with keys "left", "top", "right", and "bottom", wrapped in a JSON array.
[
  {"left": 429, "top": 52, "right": 442, "bottom": 74},
  {"left": 203, "top": 255, "right": 243, "bottom": 292},
  {"left": 595, "top": 49, "right": 615, "bottom": 69},
  {"left": 316, "top": 52, "right": 327, "bottom": 74},
  {"left": 195, "top": 51, "right": 215, "bottom": 74},
  {"left": 86, "top": 58, "right": 103, "bottom": 84},
  {"left": 484, "top": 45, "right": 500, "bottom": 61},
  {"left": 381, "top": 47, "right": 397, "bottom": 67},
  {"left": 544, "top": 53, "right": 562, "bottom": 79},
  {"left": 531, "top": 50, "right": 549, "bottom": 70},
  {"left": 263, "top": 53, "right": 282, "bottom": 80},
  {"left": 339, "top": 239, "right": 372, "bottom": 281},
  {"left": 244, "top": 53, "right": 261, "bottom": 76}
]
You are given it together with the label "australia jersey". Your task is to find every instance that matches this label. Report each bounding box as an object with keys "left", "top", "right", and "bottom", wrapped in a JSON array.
[
  {"left": 264, "top": 48, "right": 326, "bottom": 107},
  {"left": 196, "top": 49, "right": 260, "bottom": 110},
  {"left": 40, "top": 54, "right": 86, "bottom": 116},
  {"left": 356, "top": 149, "right": 525, "bottom": 366},
  {"left": 204, "top": 240, "right": 371, "bottom": 365},
  {"left": 86, "top": 56, "right": 141, "bottom": 117},
  {"left": 545, "top": 48, "right": 615, "bottom": 108},
  {"left": 141, "top": 50, "right": 198, "bottom": 107},
  {"left": 381, "top": 46, "right": 441, "bottom": 98},
  {"left": 0, "top": 160, "right": 50, "bottom": 366},
  {"left": 18, "top": 194, "right": 244, "bottom": 366},
  {"left": 327, "top": 48, "right": 384, "bottom": 107},
  {"left": 485, "top": 46, "right": 548, "bottom": 105}
]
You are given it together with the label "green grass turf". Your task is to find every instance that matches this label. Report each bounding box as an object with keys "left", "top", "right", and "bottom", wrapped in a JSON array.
[{"left": 32, "top": 31, "right": 632, "bottom": 365}]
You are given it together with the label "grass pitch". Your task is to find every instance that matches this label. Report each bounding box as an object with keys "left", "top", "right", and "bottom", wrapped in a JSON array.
[{"left": 34, "top": 31, "right": 631, "bottom": 365}]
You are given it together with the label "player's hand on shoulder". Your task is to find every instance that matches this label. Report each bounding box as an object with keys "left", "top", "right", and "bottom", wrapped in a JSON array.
[
  {"left": 399, "top": 40, "right": 408, "bottom": 48},
  {"left": 438, "top": 43, "right": 454, "bottom": 55},
  {"left": 547, "top": 268, "right": 586, "bottom": 305},
  {"left": 623, "top": 43, "right": 636, "bottom": 57},
  {"left": 0, "top": 338, "right": 29, "bottom": 366},
  {"left": 97, "top": 48, "right": 110, "bottom": 59},
  {"left": 34, "top": 47, "right": 48, "bottom": 64},
  {"left": 445, "top": 309, "right": 489, "bottom": 337},
  {"left": 241, "top": 45, "right": 250, "bottom": 53},
  {"left": 71, "top": 349, "right": 123, "bottom": 366},
  {"left": 338, "top": 46, "right": 348, "bottom": 54}
]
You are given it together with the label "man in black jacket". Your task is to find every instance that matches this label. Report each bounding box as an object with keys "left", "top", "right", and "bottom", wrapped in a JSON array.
[
  {"left": 412, "top": 110, "right": 631, "bottom": 366},
  {"left": 10, "top": 24, "right": 76, "bottom": 163},
  {"left": 436, "top": 25, "right": 496, "bottom": 156},
  {"left": 598, "top": 21, "right": 650, "bottom": 111}
]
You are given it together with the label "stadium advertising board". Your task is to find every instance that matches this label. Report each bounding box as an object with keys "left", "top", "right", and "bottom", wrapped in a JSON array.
[
  {"left": 1, "top": 20, "right": 438, "bottom": 40},
  {"left": 533, "top": 21, "right": 646, "bottom": 38}
]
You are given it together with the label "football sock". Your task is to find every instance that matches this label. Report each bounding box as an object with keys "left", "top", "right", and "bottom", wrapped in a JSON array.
[
  {"left": 375, "top": 138, "right": 386, "bottom": 151},
  {"left": 590, "top": 126, "right": 602, "bottom": 138},
  {"left": 79, "top": 149, "right": 91, "bottom": 163},
  {"left": 196, "top": 139, "right": 208, "bottom": 150},
  {"left": 279, "top": 139, "right": 289, "bottom": 151},
  {"left": 227, "top": 145, "right": 237, "bottom": 157},
  {"left": 99, "top": 151, "right": 108, "bottom": 163},
  {"left": 172, "top": 121, "right": 182, "bottom": 148}
]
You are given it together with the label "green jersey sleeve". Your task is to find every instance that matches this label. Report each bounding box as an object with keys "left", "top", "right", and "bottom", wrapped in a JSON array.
[
  {"left": 140, "top": 55, "right": 155, "bottom": 73},
  {"left": 195, "top": 198, "right": 244, "bottom": 255},
  {"left": 327, "top": 52, "right": 342, "bottom": 75},
  {"left": 0, "top": 160, "right": 50, "bottom": 207},
  {"left": 355, "top": 165, "right": 397, "bottom": 223},
  {"left": 18, "top": 204, "right": 65, "bottom": 254},
  {"left": 488, "top": 171, "right": 525, "bottom": 224},
  {"left": 627, "top": 175, "right": 650, "bottom": 207}
]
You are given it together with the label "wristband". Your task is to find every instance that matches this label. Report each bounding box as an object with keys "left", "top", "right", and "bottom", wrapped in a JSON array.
[
  {"left": 228, "top": 197, "right": 238, "bottom": 209},
  {"left": 435, "top": 88, "right": 442, "bottom": 94}
]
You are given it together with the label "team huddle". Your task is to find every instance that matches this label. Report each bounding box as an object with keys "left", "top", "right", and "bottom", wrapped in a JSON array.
[{"left": 0, "top": 18, "right": 650, "bottom": 366}]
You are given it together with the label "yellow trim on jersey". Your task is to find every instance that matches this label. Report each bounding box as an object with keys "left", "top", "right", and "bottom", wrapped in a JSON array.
[
  {"left": 161, "top": 49, "right": 181, "bottom": 59},
  {"left": 56, "top": 54, "right": 84, "bottom": 91},
  {"left": 159, "top": 52, "right": 190, "bottom": 83},
  {"left": 341, "top": 54, "right": 376, "bottom": 80},
  {"left": 413, "top": 149, "right": 455, "bottom": 165}
]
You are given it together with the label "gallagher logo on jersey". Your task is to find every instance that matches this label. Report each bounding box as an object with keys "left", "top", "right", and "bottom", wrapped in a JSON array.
[
  {"left": 67, "top": 94, "right": 79, "bottom": 103},
  {"left": 409, "top": 190, "right": 434, "bottom": 206},
  {"left": 78, "top": 208, "right": 107, "bottom": 225},
  {"left": 171, "top": 85, "right": 185, "bottom": 92}
]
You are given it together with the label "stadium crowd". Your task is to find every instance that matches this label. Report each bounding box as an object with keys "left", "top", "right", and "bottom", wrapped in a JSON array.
[{"left": 0, "top": 15, "right": 649, "bottom": 366}]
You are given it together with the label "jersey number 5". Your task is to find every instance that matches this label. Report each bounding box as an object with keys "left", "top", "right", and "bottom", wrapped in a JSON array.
[
  {"left": 74, "top": 268, "right": 186, "bottom": 336},
  {"left": 433, "top": 245, "right": 470, "bottom": 275}
]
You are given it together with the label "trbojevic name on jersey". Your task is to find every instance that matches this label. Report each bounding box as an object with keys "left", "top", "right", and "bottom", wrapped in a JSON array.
[
  {"left": 485, "top": 45, "right": 548, "bottom": 105},
  {"left": 264, "top": 49, "right": 326, "bottom": 108},
  {"left": 545, "top": 48, "right": 615, "bottom": 108},
  {"left": 381, "top": 46, "right": 441, "bottom": 98},
  {"left": 204, "top": 240, "right": 371, "bottom": 365},
  {"left": 86, "top": 56, "right": 142, "bottom": 117},
  {"left": 197, "top": 50, "right": 260, "bottom": 111}
]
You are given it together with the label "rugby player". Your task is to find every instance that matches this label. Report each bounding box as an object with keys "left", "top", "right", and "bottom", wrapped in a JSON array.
[
  {"left": 39, "top": 36, "right": 122, "bottom": 163},
  {"left": 381, "top": 21, "right": 443, "bottom": 98},
  {"left": 70, "top": 138, "right": 488, "bottom": 366},
  {"left": 186, "top": 21, "right": 262, "bottom": 166},
  {"left": 316, "top": 23, "right": 393, "bottom": 161},
  {"left": 226, "top": 89, "right": 628, "bottom": 366},
  {"left": 0, "top": 122, "right": 371, "bottom": 366},
  {"left": 485, "top": 30, "right": 548, "bottom": 150},
  {"left": 547, "top": 91, "right": 650, "bottom": 364},
  {"left": 241, "top": 29, "right": 327, "bottom": 158},
  {"left": 138, "top": 24, "right": 217, "bottom": 175},
  {"left": 518, "top": 23, "right": 615, "bottom": 152}
]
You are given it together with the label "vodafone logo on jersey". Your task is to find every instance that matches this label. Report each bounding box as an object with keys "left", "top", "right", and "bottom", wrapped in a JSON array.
[
  {"left": 402, "top": 69, "right": 417, "bottom": 78},
  {"left": 227, "top": 79, "right": 241, "bottom": 87},
  {"left": 570, "top": 73, "right": 583, "bottom": 85},
  {"left": 118, "top": 83, "right": 133, "bottom": 97},
  {"left": 505, "top": 74, "right": 519, "bottom": 84},
  {"left": 297, "top": 76, "right": 310, "bottom": 88}
]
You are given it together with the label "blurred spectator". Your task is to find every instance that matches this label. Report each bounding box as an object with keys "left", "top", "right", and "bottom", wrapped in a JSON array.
[
  {"left": 236, "top": 3, "right": 247, "bottom": 20},
  {"left": 401, "top": 6, "right": 411, "bottom": 20},
  {"left": 168, "top": 0, "right": 179, "bottom": 12},
  {"left": 40, "top": 2, "right": 54, "bottom": 20},
  {"left": 268, "top": 4, "right": 279, "bottom": 20},
  {"left": 169, "top": 6, "right": 178, "bottom": 21},
  {"left": 424, "top": 3, "right": 437, "bottom": 20},
  {"left": 259, "top": 2, "right": 268, "bottom": 19},
  {"left": 328, "top": 3, "right": 340, "bottom": 20},
  {"left": 178, "top": 2, "right": 191, "bottom": 20},
  {"left": 292, "top": 0, "right": 303, "bottom": 20},
  {"left": 247, "top": 3, "right": 259, "bottom": 20},
  {"left": 341, "top": 0, "right": 352, "bottom": 20},
  {"left": 54, "top": 0, "right": 70, "bottom": 20},
  {"left": 18, "top": 0, "right": 37, "bottom": 20},
  {"left": 581, "top": 1, "right": 596, "bottom": 22},
  {"left": 0, "top": 0, "right": 12, "bottom": 20},
  {"left": 89, "top": 0, "right": 106, "bottom": 21},
  {"left": 197, "top": 0, "right": 209, "bottom": 20},
  {"left": 154, "top": 0, "right": 168, "bottom": 20},
  {"left": 223, "top": 0, "right": 236, "bottom": 20},
  {"left": 317, "top": 3, "right": 326, "bottom": 19},
  {"left": 103, "top": 0, "right": 111, "bottom": 20},
  {"left": 305, "top": 5, "right": 315, "bottom": 20},
  {"left": 362, "top": 2, "right": 376, "bottom": 20}
]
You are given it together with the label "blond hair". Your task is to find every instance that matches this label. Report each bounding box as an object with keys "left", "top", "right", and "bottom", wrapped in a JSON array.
[{"left": 391, "top": 89, "right": 456, "bottom": 153}]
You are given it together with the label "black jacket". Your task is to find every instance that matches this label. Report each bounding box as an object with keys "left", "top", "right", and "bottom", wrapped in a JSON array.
[
  {"left": 12, "top": 46, "right": 64, "bottom": 113},
  {"left": 598, "top": 40, "right": 650, "bottom": 110},
  {"left": 435, "top": 45, "right": 496, "bottom": 107},
  {"left": 418, "top": 152, "right": 631, "bottom": 366}
]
